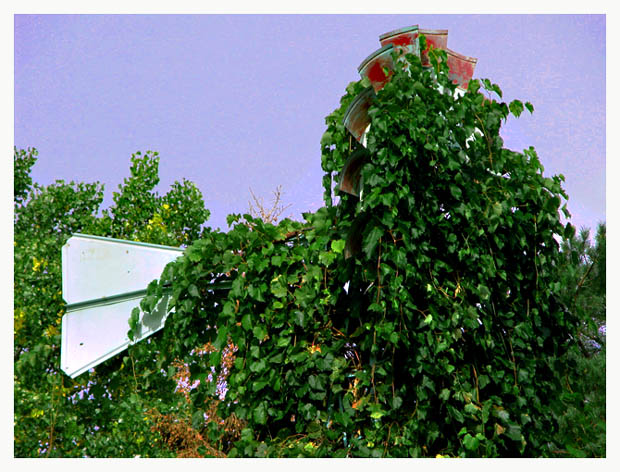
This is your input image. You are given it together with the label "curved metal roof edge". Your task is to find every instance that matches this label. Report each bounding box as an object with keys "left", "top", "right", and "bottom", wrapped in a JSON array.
[
  {"left": 343, "top": 86, "right": 375, "bottom": 121},
  {"left": 357, "top": 43, "right": 394, "bottom": 74},
  {"left": 445, "top": 47, "right": 478, "bottom": 64},
  {"left": 379, "top": 24, "right": 419, "bottom": 41}
]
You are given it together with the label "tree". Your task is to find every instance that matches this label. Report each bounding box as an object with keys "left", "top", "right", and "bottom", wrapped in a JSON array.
[
  {"left": 130, "top": 45, "right": 582, "bottom": 457},
  {"left": 14, "top": 148, "right": 210, "bottom": 457},
  {"left": 247, "top": 185, "right": 292, "bottom": 224},
  {"left": 551, "top": 223, "right": 605, "bottom": 457},
  {"left": 557, "top": 224, "right": 606, "bottom": 354}
]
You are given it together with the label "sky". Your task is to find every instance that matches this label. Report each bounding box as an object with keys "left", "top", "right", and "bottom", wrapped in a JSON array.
[{"left": 14, "top": 14, "right": 606, "bottom": 234}]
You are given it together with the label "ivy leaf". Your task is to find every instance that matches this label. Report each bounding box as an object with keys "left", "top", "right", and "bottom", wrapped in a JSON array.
[
  {"left": 294, "top": 310, "right": 305, "bottom": 328},
  {"left": 505, "top": 425, "right": 523, "bottom": 442},
  {"left": 477, "top": 284, "right": 491, "bottom": 301},
  {"left": 495, "top": 408, "right": 510, "bottom": 422},
  {"left": 188, "top": 250, "right": 201, "bottom": 263},
  {"left": 254, "top": 402, "right": 267, "bottom": 425},
  {"left": 253, "top": 325, "right": 267, "bottom": 340},
  {"left": 449, "top": 184, "right": 462, "bottom": 199},
  {"left": 363, "top": 226, "right": 383, "bottom": 258},
  {"left": 308, "top": 375, "right": 324, "bottom": 391},
  {"left": 464, "top": 403, "right": 480, "bottom": 415},
  {"left": 320, "top": 131, "right": 333, "bottom": 147},
  {"left": 369, "top": 404, "right": 385, "bottom": 419},
  {"left": 492, "top": 83, "right": 503, "bottom": 98},
  {"left": 127, "top": 307, "right": 141, "bottom": 341},
  {"left": 509, "top": 99, "right": 524, "bottom": 118},
  {"left": 319, "top": 250, "right": 336, "bottom": 266},
  {"left": 249, "top": 358, "right": 266, "bottom": 374},
  {"left": 463, "top": 433, "right": 480, "bottom": 450},
  {"left": 392, "top": 396, "right": 403, "bottom": 409},
  {"left": 331, "top": 239, "right": 346, "bottom": 254},
  {"left": 270, "top": 277, "right": 288, "bottom": 298}
]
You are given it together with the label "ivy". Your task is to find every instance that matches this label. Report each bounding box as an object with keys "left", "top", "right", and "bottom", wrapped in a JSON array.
[
  {"left": 123, "top": 48, "right": 584, "bottom": 457},
  {"left": 15, "top": 36, "right": 599, "bottom": 457}
]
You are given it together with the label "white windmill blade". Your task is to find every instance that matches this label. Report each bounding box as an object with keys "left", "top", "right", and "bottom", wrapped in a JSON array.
[
  {"left": 60, "top": 234, "right": 183, "bottom": 378},
  {"left": 61, "top": 233, "right": 183, "bottom": 305},
  {"left": 61, "top": 290, "right": 173, "bottom": 378}
]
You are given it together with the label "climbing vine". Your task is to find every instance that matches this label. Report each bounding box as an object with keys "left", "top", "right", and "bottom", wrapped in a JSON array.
[{"left": 132, "top": 45, "right": 580, "bottom": 457}]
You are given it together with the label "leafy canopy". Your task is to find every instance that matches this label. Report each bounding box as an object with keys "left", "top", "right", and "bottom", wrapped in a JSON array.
[
  {"left": 130, "top": 47, "right": 580, "bottom": 457},
  {"left": 15, "top": 42, "right": 597, "bottom": 458}
]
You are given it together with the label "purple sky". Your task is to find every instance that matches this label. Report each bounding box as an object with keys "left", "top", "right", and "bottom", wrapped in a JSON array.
[{"left": 14, "top": 14, "right": 605, "bottom": 233}]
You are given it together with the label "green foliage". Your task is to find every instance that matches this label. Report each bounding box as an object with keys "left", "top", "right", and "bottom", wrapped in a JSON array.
[
  {"left": 15, "top": 43, "right": 604, "bottom": 458},
  {"left": 14, "top": 147, "right": 38, "bottom": 205},
  {"left": 548, "top": 223, "right": 605, "bottom": 457},
  {"left": 550, "top": 347, "right": 606, "bottom": 457},
  {"left": 557, "top": 224, "right": 606, "bottom": 354},
  {"left": 128, "top": 49, "right": 587, "bottom": 457},
  {"left": 98, "top": 150, "right": 211, "bottom": 245}
]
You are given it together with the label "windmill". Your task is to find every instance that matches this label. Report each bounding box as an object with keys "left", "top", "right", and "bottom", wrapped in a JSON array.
[
  {"left": 60, "top": 25, "right": 477, "bottom": 378},
  {"left": 340, "top": 25, "right": 477, "bottom": 198}
]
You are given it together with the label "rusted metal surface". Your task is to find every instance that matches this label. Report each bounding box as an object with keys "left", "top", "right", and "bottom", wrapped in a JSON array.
[
  {"left": 343, "top": 86, "right": 375, "bottom": 144},
  {"left": 337, "top": 149, "right": 367, "bottom": 197},
  {"left": 377, "top": 26, "right": 477, "bottom": 89},
  {"left": 379, "top": 24, "right": 420, "bottom": 57},
  {"left": 338, "top": 24, "right": 479, "bottom": 221},
  {"left": 446, "top": 48, "right": 477, "bottom": 90},
  {"left": 418, "top": 28, "right": 448, "bottom": 67},
  {"left": 358, "top": 44, "right": 395, "bottom": 92}
]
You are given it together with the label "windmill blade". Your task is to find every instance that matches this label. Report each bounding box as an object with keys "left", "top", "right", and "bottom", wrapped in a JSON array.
[
  {"left": 61, "top": 289, "right": 172, "bottom": 378},
  {"left": 60, "top": 234, "right": 183, "bottom": 378},
  {"left": 61, "top": 233, "right": 183, "bottom": 305}
]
